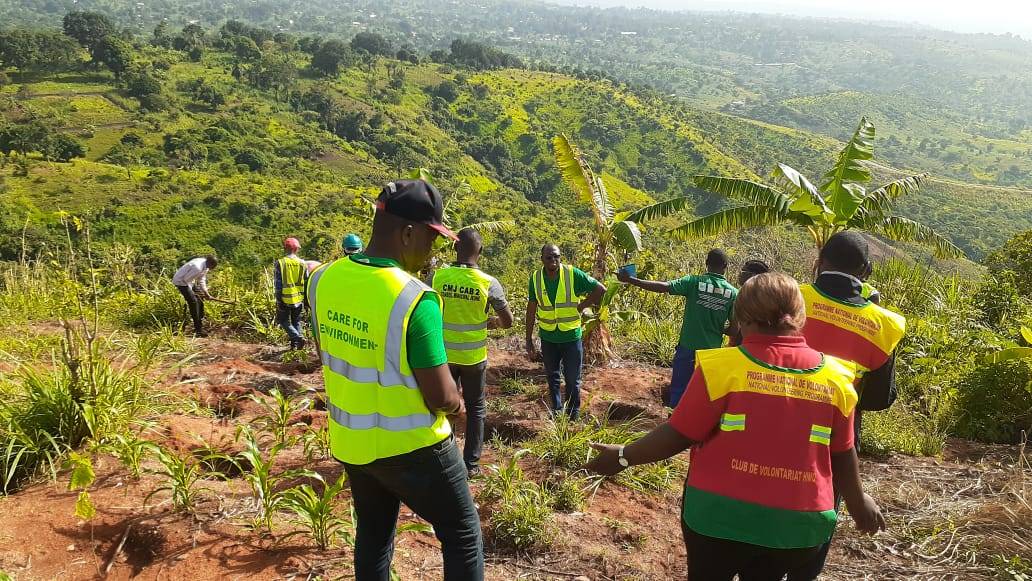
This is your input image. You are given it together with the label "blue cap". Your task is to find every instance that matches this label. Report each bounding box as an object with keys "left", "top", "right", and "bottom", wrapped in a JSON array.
[{"left": 343, "top": 233, "right": 363, "bottom": 251}]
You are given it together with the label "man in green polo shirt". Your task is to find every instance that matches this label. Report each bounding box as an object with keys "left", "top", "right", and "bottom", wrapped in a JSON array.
[
  {"left": 617, "top": 248, "right": 737, "bottom": 407},
  {"left": 525, "top": 244, "right": 605, "bottom": 420}
]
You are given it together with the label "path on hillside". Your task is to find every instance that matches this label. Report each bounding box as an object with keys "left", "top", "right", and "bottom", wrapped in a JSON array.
[{"left": 0, "top": 332, "right": 1028, "bottom": 580}]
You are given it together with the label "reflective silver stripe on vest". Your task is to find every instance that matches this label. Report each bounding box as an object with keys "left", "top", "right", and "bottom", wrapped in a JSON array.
[
  {"left": 535, "top": 266, "right": 578, "bottom": 313},
  {"left": 384, "top": 280, "right": 426, "bottom": 376},
  {"left": 307, "top": 263, "right": 329, "bottom": 346},
  {"left": 320, "top": 350, "right": 419, "bottom": 389},
  {"left": 444, "top": 339, "right": 488, "bottom": 351},
  {"left": 327, "top": 400, "right": 435, "bottom": 431},
  {"left": 552, "top": 316, "right": 581, "bottom": 325},
  {"left": 443, "top": 321, "right": 489, "bottom": 332}
]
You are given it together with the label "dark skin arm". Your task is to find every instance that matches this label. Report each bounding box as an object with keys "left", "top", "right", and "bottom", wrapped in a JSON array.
[
  {"left": 524, "top": 301, "right": 539, "bottom": 359},
  {"left": 413, "top": 365, "right": 464, "bottom": 415},
  {"left": 489, "top": 305, "right": 514, "bottom": 330},
  {"left": 579, "top": 282, "right": 607, "bottom": 311},
  {"left": 832, "top": 447, "right": 886, "bottom": 534},
  {"left": 585, "top": 422, "right": 695, "bottom": 475},
  {"left": 616, "top": 269, "right": 671, "bottom": 293}
]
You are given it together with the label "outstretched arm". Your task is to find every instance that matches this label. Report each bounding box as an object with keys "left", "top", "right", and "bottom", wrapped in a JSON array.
[
  {"left": 616, "top": 269, "right": 671, "bottom": 294},
  {"left": 585, "top": 422, "right": 695, "bottom": 476}
]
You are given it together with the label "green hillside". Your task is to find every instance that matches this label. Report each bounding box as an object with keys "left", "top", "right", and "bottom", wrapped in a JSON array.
[{"left": 2, "top": 17, "right": 1031, "bottom": 266}]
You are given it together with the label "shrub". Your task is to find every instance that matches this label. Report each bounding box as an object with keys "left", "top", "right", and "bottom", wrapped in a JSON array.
[{"left": 953, "top": 359, "right": 1032, "bottom": 444}]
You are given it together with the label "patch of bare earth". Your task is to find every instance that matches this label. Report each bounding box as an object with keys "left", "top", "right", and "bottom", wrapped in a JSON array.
[{"left": 0, "top": 339, "right": 1028, "bottom": 580}]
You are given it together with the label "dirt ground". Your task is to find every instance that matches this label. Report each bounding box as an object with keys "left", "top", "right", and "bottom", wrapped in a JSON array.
[{"left": 1, "top": 337, "right": 1029, "bottom": 580}]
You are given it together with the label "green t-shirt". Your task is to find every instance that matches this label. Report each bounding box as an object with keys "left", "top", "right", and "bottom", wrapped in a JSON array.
[
  {"left": 348, "top": 254, "right": 447, "bottom": 369},
  {"left": 668, "top": 272, "right": 737, "bottom": 351},
  {"left": 527, "top": 266, "right": 599, "bottom": 344}
]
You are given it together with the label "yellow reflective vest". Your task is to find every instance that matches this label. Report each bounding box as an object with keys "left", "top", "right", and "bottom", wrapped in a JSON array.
[
  {"left": 308, "top": 258, "right": 450, "bottom": 465},
  {"left": 532, "top": 265, "right": 581, "bottom": 332},
  {"left": 432, "top": 265, "right": 493, "bottom": 366},
  {"left": 800, "top": 283, "right": 906, "bottom": 373},
  {"left": 277, "top": 256, "right": 307, "bottom": 306}
]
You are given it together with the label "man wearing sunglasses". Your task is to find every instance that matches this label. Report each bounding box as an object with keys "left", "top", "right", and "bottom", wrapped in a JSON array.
[{"left": 525, "top": 244, "right": 605, "bottom": 420}]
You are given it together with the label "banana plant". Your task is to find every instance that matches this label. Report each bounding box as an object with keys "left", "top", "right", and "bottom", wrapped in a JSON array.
[
  {"left": 553, "top": 134, "right": 693, "bottom": 280},
  {"left": 984, "top": 326, "right": 1032, "bottom": 364},
  {"left": 675, "top": 117, "right": 964, "bottom": 259},
  {"left": 552, "top": 134, "right": 692, "bottom": 362}
]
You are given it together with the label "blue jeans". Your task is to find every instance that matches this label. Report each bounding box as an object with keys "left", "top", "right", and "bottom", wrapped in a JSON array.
[
  {"left": 541, "top": 338, "right": 583, "bottom": 419},
  {"left": 276, "top": 304, "right": 303, "bottom": 344},
  {"left": 343, "top": 437, "right": 484, "bottom": 581},
  {"left": 667, "top": 346, "right": 696, "bottom": 407}
]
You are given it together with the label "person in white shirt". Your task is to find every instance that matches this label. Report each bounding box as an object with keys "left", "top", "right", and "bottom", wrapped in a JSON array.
[{"left": 172, "top": 255, "right": 218, "bottom": 337}]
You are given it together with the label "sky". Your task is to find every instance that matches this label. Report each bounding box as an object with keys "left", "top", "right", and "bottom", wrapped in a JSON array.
[{"left": 554, "top": 0, "right": 1032, "bottom": 38}]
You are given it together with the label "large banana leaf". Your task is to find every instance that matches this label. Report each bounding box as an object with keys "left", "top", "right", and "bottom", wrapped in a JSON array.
[
  {"left": 460, "top": 220, "right": 516, "bottom": 234},
  {"left": 872, "top": 216, "right": 965, "bottom": 259},
  {"left": 668, "top": 205, "right": 785, "bottom": 241},
  {"left": 554, "top": 134, "right": 611, "bottom": 228},
  {"left": 855, "top": 174, "right": 927, "bottom": 224},
  {"left": 618, "top": 195, "right": 693, "bottom": 223},
  {"left": 611, "top": 220, "right": 643, "bottom": 253},
  {"left": 984, "top": 347, "right": 1032, "bottom": 364},
  {"left": 692, "top": 176, "right": 790, "bottom": 213},
  {"left": 592, "top": 173, "right": 614, "bottom": 225},
  {"left": 820, "top": 117, "right": 874, "bottom": 222},
  {"left": 1022, "top": 326, "right": 1032, "bottom": 345},
  {"left": 774, "top": 164, "right": 832, "bottom": 224}
]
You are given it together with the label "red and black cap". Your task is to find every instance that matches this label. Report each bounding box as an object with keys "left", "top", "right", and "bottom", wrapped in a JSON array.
[{"left": 376, "top": 179, "right": 458, "bottom": 241}]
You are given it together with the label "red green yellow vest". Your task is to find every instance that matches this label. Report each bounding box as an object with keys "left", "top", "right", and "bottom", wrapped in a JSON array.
[
  {"left": 432, "top": 265, "right": 493, "bottom": 366},
  {"left": 532, "top": 265, "right": 580, "bottom": 332},
  {"left": 308, "top": 258, "right": 450, "bottom": 465},
  {"left": 277, "top": 256, "right": 307, "bottom": 306},
  {"left": 800, "top": 283, "right": 906, "bottom": 372},
  {"left": 696, "top": 347, "right": 860, "bottom": 423}
]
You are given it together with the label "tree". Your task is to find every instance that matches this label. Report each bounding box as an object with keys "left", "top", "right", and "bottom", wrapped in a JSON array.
[
  {"left": 42, "top": 133, "right": 86, "bottom": 162},
  {"left": 233, "top": 36, "right": 262, "bottom": 62},
  {"left": 350, "top": 32, "right": 392, "bottom": 57},
  {"left": 124, "top": 68, "right": 161, "bottom": 98},
  {"left": 311, "top": 39, "right": 356, "bottom": 77},
  {"left": 62, "top": 11, "right": 115, "bottom": 60},
  {"left": 985, "top": 230, "right": 1032, "bottom": 296},
  {"left": 675, "top": 118, "right": 964, "bottom": 259},
  {"left": 553, "top": 134, "right": 692, "bottom": 362},
  {"left": 94, "top": 35, "right": 133, "bottom": 79}
]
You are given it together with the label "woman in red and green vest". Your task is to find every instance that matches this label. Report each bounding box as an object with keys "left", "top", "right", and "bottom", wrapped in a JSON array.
[{"left": 587, "top": 272, "right": 885, "bottom": 579}]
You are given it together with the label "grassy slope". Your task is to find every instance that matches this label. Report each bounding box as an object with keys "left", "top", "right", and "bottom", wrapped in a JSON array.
[{"left": 3, "top": 51, "right": 1030, "bottom": 268}]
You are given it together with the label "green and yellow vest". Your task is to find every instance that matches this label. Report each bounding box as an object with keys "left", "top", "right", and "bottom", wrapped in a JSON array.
[
  {"left": 277, "top": 256, "right": 307, "bottom": 306},
  {"left": 532, "top": 265, "right": 581, "bottom": 333},
  {"left": 308, "top": 258, "right": 450, "bottom": 465},
  {"left": 432, "top": 265, "right": 493, "bottom": 366}
]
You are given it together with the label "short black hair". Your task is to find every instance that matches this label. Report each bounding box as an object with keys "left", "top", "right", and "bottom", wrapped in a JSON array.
[
  {"left": 204, "top": 255, "right": 218, "bottom": 269},
  {"left": 820, "top": 231, "right": 869, "bottom": 273},
  {"left": 541, "top": 244, "right": 560, "bottom": 255},
  {"left": 741, "top": 259, "right": 770, "bottom": 276},
  {"left": 456, "top": 227, "right": 482, "bottom": 253},
  {"left": 706, "top": 248, "right": 729, "bottom": 271}
]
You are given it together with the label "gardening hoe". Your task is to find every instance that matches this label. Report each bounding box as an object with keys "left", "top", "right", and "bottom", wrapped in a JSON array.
[{"left": 205, "top": 297, "right": 237, "bottom": 305}]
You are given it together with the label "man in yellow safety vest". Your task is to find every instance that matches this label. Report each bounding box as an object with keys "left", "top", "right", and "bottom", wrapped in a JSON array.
[
  {"left": 307, "top": 179, "right": 483, "bottom": 580},
  {"left": 275, "top": 237, "right": 308, "bottom": 350},
  {"left": 432, "top": 228, "right": 513, "bottom": 477},
  {"left": 525, "top": 244, "right": 605, "bottom": 420}
]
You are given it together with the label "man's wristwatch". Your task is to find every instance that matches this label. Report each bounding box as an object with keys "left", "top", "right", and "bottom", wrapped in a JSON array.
[{"left": 617, "top": 446, "right": 630, "bottom": 468}]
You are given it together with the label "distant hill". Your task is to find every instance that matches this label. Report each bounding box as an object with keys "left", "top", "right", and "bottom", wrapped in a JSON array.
[{"left": 2, "top": 16, "right": 1030, "bottom": 272}]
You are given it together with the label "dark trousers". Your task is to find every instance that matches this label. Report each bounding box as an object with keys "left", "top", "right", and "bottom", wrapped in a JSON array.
[
  {"left": 276, "top": 303, "right": 304, "bottom": 346},
  {"left": 667, "top": 346, "right": 697, "bottom": 407},
  {"left": 450, "top": 361, "right": 487, "bottom": 470},
  {"left": 343, "top": 437, "right": 484, "bottom": 581},
  {"left": 683, "top": 521, "right": 820, "bottom": 581},
  {"left": 176, "top": 285, "right": 204, "bottom": 333},
  {"left": 541, "top": 338, "right": 583, "bottom": 419}
]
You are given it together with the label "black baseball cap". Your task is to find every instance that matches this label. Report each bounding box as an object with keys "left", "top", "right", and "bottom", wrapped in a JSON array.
[{"left": 376, "top": 179, "right": 458, "bottom": 241}]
